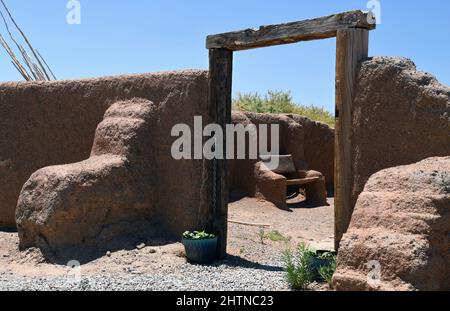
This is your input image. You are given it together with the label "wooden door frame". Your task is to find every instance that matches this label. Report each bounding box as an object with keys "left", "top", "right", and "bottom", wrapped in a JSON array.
[{"left": 206, "top": 10, "right": 375, "bottom": 258}]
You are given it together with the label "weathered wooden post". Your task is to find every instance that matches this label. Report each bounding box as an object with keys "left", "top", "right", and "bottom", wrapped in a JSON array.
[
  {"left": 207, "top": 49, "right": 233, "bottom": 259},
  {"left": 334, "top": 28, "right": 369, "bottom": 250}
]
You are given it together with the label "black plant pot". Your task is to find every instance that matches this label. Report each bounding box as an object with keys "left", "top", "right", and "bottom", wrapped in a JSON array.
[
  {"left": 182, "top": 237, "right": 218, "bottom": 264},
  {"left": 310, "top": 258, "right": 331, "bottom": 278},
  {"left": 310, "top": 250, "right": 336, "bottom": 280}
]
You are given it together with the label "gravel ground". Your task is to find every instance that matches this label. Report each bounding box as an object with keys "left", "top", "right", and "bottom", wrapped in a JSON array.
[
  {"left": 0, "top": 197, "right": 333, "bottom": 291},
  {"left": 0, "top": 266, "right": 288, "bottom": 291},
  {"left": 0, "top": 251, "right": 291, "bottom": 291}
]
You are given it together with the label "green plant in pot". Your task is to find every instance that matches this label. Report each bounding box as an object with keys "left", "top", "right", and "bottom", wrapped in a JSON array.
[
  {"left": 182, "top": 231, "right": 218, "bottom": 264},
  {"left": 310, "top": 250, "right": 336, "bottom": 280}
]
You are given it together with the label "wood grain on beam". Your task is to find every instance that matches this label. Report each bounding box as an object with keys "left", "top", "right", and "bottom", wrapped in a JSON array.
[
  {"left": 334, "top": 28, "right": 369, "bottom": 250},
  {"left": 206, "top": 10, "right": 375, "bottom": 51}
]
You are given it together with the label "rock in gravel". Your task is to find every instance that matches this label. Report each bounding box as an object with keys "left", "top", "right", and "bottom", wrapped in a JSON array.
[
  {"left": 136, "top": 243, "right": 146, "bottom": 250},
  {"left": 333, "top": 157, "right": 450, "bottom": 291}
]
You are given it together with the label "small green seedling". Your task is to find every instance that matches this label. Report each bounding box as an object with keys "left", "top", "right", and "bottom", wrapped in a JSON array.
[
  {"left": 265, "top": 230, "right": 291, "bottom": 243},
  {"left": 258, "top": 227, "right": 266, "bottom": 245}
]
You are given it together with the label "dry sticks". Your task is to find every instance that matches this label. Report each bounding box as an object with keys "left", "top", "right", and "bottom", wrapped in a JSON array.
[{"left": 0, "top": 0, "right": 56, "bottom": 81}]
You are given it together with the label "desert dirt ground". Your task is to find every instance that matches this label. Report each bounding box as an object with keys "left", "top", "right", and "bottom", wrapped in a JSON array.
[
  {"left": 228, "top": 194, "right": 335, "bottom": 252},
  {"left": 0, "top": 194, "right": 334, "bottom": 290}
]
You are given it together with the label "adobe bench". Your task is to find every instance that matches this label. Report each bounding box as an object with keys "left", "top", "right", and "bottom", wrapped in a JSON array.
[{"left": 255, "top": 155, "right": 328, "bottom": 210}]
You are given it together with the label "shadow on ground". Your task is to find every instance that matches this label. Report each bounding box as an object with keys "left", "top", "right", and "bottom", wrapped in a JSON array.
[
  {"left": 39, "top": 236, "right": 179, "bottom": 265},
  {"left": 190, "top": 254, "right": 284, "bottom": 272},
  {"left": 0, "top": 227, "right": 17, "bottom": 233},
  {"left": 287, "top": 200, "right": 330, "bottom": 209}
]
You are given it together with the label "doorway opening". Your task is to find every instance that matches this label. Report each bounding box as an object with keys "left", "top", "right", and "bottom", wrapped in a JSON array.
[
  {"left": 228, "top": 40, "right": 336, "bottom": 254},
  {"left": 206, "top": 10, "right": 375, "bottom": 258}
]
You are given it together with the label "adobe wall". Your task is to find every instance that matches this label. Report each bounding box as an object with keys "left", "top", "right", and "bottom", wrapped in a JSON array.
[
  {"left": 334, "top": 156, "right": 450, "bottom": 291},
  {"left": 289, "top": 114, "right": 335, "bottom": 185},
  {"left": 0, "top": 70, "right": 211, "bottom": 233},
  {"left": 229, "top": 111, "right": 335, "bottom": 197},
  {"left": 351, "top": 57, "right": 450, "bottom": 212}
]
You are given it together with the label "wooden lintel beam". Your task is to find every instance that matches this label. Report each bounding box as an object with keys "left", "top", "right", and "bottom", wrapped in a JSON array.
[{"left": 206, "top": 10, "right": 375, "bottom": 51}]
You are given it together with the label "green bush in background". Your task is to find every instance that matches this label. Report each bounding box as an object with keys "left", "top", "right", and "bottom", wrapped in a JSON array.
[{"left": 232, "top": 90, "right": 335, "bottom": 128}]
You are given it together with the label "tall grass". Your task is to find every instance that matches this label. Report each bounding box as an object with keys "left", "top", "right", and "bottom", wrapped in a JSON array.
[{"left": 233, "top": 90, "right": 335, "bottom": 128}]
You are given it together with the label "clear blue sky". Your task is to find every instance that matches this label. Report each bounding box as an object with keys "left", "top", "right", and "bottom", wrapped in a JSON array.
[{"left": 1, "top": 1, "right": 449, "bottom": 113}]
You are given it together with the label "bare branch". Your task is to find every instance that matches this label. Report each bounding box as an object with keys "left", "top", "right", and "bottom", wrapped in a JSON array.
[
  {"left": 36, "top": 49, "right": 56, "bottom": 80},
  {"left": 0, "top": 0, "right": 55, "bottom": 81},
  {"left": 0, "top": 34, "right": 32, "bottom": 80}
]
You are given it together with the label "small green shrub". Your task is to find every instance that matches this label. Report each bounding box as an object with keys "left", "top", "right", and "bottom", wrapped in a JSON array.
[
  {"left": 265, "top": 230, "right": 291, "bottom": 243},
  {"left": 233, "top": 91, "right": 335, "bottom": 128},
  {"left": 182, "top": 231, "right": 216, "bottom": 240},
  {"left": 282, "top": 243, "right": 315, "bottom": 290}
]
